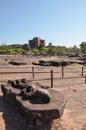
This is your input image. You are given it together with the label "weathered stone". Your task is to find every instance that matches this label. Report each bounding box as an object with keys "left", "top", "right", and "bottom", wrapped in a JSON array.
[
  {"left": 8, "top": 79, "right": 28, "bottom": 90},
  {"left": 49, "top": 61, "right": 60, "bottom": 66},
  {"left": 9, "top": 59, "right": 27, "bottom": 65},
  {"left": 1, "top": 79, "right": 65, "bottom": 130},
  {"left": 33, "top": 60, "right": 72, "bottom": 67},
  {"left": 20, "top": 87, "right": 51, "bottom": 104}
]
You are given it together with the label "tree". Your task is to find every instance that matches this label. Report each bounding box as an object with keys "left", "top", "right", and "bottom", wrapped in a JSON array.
[
  {"left": 22, "top": 44, "right": 30, "bottom": 51},
  {"left": 55, "top": 46, "right": 66, "bottom": 55},
  {"left": 71, "top": 45, "right": 80, "bottom": 56},
  {"left": 48, "top": 42, "right": 53, "bottom": 46},
  {"left": 32, "top": 49, "right": 39, "bottom": 54},
  {"left": 80, "top": 42, "right": 86, "bottom": 53},
  {"left": 47, "top": 46, "right": 56, "bottom": 56},
  {"left": 39, "top": 47, "right": 48, "bottom": 54}
]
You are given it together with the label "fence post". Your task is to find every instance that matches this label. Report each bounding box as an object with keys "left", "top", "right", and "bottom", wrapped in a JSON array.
[
  {"left": 62, "top": 66, "right": 64, "bottom": 78},
  {"left": 51, "top": 70, "right": 53, "bottom": 88},
  {"left": 32, "top": 66, "right": 34, "bottom": 79},
  {"left": 82, "top": 66, "right": 84, "bottom": 77}
]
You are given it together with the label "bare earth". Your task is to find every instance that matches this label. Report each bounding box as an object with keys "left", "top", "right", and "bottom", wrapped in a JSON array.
[{"left": 0, "top": 55, "right": 86, "bottom": 130}]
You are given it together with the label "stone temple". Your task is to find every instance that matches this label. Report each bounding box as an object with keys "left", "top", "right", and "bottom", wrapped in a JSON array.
[{"left": 29, "top": 37, "right": 46, "bottom": 49}]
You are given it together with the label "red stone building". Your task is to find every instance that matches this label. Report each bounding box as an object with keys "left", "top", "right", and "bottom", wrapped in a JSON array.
[{"left": 29, "top": 37, "right": 46, "bottom": 49}]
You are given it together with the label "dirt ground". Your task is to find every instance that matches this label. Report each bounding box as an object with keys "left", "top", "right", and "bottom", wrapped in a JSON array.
[{"left": 0, "top": 55, "right": 86, "bottom": 130}]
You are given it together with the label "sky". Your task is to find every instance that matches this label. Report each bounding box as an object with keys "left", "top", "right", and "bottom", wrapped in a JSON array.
[{"left": 0, "top": 0, "right": 86, "bottom": 47}]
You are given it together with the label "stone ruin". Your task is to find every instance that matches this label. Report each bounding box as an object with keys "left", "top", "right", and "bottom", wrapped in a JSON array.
[
  {"left": 32, "top": 60, "right": 73, "bottom": 67},
  {"left": 9, "top": 59, "right": 27, "bottom": 65},
  {"left": 1, "top": 78, "right": 65, "bottom": 130}
]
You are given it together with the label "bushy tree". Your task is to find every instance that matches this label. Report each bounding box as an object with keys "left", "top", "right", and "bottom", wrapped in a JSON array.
[
  {"left": 22, "top": 44, "right": 30, "bottom": 51},
  {"left": 39, "top": 47, "right": 48, "bottom": 54},
  {"left": 80, "top": 42, "right": 86, "bottom": 53},
  {"left": 47, "top": 46, "right": 57, "bottom": 56},
  {"left": 32, "top": 49, "right": 39, "bottom": 54},
  {"left": 55, "top": 46, "right": 66, "bottom": 55}
]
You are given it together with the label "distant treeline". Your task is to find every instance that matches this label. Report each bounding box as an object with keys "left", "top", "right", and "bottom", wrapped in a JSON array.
[{"left": 0, "top": 42, "right": 86, "bottom": 56}]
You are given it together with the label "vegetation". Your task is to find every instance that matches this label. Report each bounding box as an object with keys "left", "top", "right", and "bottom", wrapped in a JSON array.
[
  {"left": 80, "top": 42, "right": 86, "bottom": 53},
  {"left": 0, "top": 42, "right": 86, "bottom": 56}
]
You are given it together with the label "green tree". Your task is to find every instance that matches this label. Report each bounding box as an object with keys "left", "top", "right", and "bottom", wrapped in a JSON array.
[
  {"left": 48, "top": 42, "right": 53, "bottom": 46},
  {"left": 22, "top": 44, "right": 30, "bottom": 51},
  {"left": 39, "top": 47, "right": 48, "bottom": 54},
  {"left": 47, "top": 46, "right": 56, "bottom": 56},
  {"left": 32, "top": 49, "right": 39, "bottom": 54},
  {"left": 80, "top": 42, "right": 86, "bottom": 53},
  {"left": 71, "top": 45, "right": 80, "bottom": 56},
  {"left": 55, "top": 46, "right": 66, "bottom": 55}
]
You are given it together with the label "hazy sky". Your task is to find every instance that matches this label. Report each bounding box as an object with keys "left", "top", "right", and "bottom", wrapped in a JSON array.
[{"left": 0, "top": 0, "right": 86, "bottom": 47}]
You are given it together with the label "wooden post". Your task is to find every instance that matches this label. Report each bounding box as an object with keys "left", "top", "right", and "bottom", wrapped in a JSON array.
[
  {"left": 62, "top": 66, "right": 64, "bottom": 78},
  {"left": 82, "top": 67, "right": 84, "bottom": 77},
  {"left": 32, "top": 66, "right": 34, "bottom": 79},
  {"left": 85, "top": 72, "right": 86, "bottom": 84},
  {"left": 51, "top": 70, "right": 53, "bottom": 88}
]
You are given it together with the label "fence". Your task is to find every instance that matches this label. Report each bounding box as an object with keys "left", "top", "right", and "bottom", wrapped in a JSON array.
[{"left": 0, "top": 65, "right": 86, "bottom": 88}]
